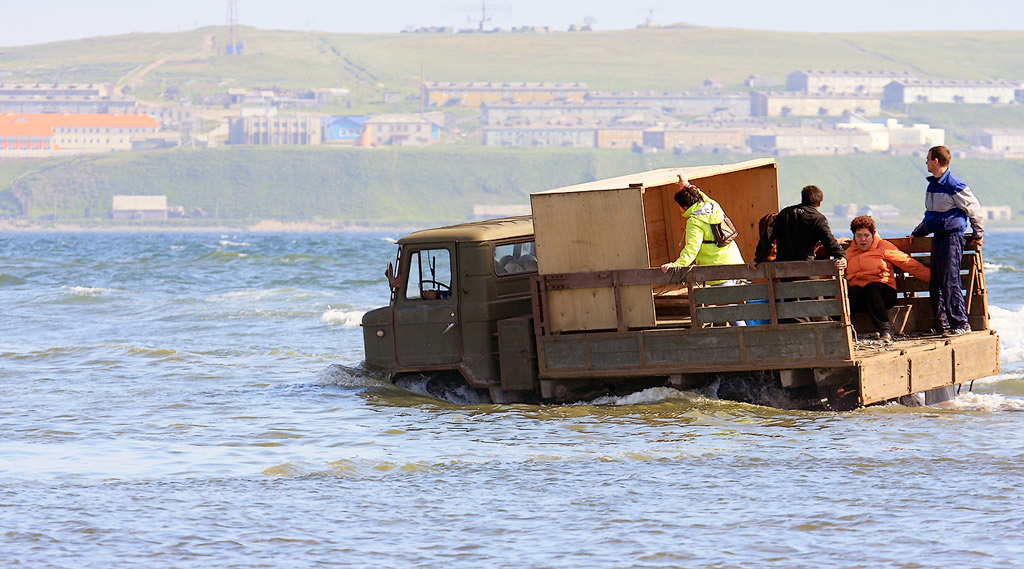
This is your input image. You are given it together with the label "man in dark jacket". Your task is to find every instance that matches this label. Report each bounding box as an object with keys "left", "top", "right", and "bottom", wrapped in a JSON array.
[
  {"left": 748, "top": 185, "right": 847, "bottom": 271},
  {"left": 911, "top": 145, "right": 984, "bottom": 336}
]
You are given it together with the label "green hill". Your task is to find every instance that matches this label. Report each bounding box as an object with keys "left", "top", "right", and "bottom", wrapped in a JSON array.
[
  {"left": 3, "top": 148, "right": 1022, "bottom": 230},
  {"left": 4, "top": 26, "right": 1024, "bottom": 109}
]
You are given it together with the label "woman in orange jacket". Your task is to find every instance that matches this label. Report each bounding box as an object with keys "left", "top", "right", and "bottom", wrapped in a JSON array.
[{"left": 845, "top": 215, "right": 931, "bottom": 341}]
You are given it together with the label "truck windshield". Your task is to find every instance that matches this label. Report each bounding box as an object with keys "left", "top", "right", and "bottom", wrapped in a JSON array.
[
  {"left": 494, "top": 241, "right": 537, "bottom": 276},
  {"left": 405, "top": 248, "right": 453, "bottom": 301}
]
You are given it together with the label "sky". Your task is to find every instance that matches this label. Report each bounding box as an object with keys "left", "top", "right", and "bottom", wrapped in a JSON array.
[{"left": 2, "top": 0, "right": 1023, "bottom": 47}]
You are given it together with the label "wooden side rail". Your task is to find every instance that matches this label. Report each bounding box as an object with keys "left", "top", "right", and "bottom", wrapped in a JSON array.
[{"left": 532, "top": 260, "right": 848, "bottom": 336}]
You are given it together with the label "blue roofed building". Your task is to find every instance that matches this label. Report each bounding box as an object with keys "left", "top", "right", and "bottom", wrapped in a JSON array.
[{"left": 322, "top": 116, "right": 368, "bottom": 144}]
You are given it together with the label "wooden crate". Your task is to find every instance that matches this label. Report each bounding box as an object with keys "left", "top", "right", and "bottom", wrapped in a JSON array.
[{"left": 531, "top": 158, "right": 780, "bottom": 333}]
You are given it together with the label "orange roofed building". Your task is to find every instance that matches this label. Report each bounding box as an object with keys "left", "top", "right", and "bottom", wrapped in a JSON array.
[{"left": 0, "top": 113, "right": 160, "bottom": 155}]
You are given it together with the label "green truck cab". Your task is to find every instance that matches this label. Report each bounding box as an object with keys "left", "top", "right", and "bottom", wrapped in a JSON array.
[{"left": 362, "top": 216, "right": 541, "bottom": 402}]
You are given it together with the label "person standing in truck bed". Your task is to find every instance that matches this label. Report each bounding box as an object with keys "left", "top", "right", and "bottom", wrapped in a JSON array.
[
  {"left": 748, "top": 185, "right": 847, "bottom": 271},
  {"left": 911, "top": 145, "right": 985, "bottom": 337}
]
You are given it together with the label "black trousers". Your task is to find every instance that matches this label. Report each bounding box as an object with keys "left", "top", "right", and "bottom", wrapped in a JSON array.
[{"left": 848, "top": 282, "right": 897, "bottom": 332}]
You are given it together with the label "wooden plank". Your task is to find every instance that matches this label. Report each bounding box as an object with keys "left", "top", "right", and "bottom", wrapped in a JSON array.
[
  {"left": 859, "top": 355, "right": 910, "bottom": 404},
  {"left": 760, "top": 260, "right": 840, "bottom": 280},
  {"left": 741, "top": 326, "right": 852, "bottom": 361},
  {"left": 696, "top": 303, "right": 769, "bottom": 325},
  {"left": 693, "top": 282, "right": 769, "bottom": 304},
  {"left": 644, "top": 332, "right": 742, "bottom": 365},
  {"left": 900, "top": 280, "right": 930, "bottom": 293},
  {"left": 954, "top": 333, "right": 1000, "bottom": 380},
  {"left": 891, "top": 304, "right": 913, "bottom": 335},
  {"left": 589, "top": 337, "right": 644, "bottom": 367},
  {"left": 687, "top": 263, "right": 759, "bottom": 282},
  {"left": 888, "top": 236, "right": 982, "bottom": 256},
  {"left": 775, "top": 298, "right": 844, "bottom": 319},
  {"left": 774, "top": 279, "right": 843, "bottom": 299},
  {"left": 909, "top": 346, "right": 953, "bottom": 393},
  {"left": 532, "top": 188, "right": 655, "bottom": 332},
  {"left": 969, "top": 248, "right": 989, "bottom": 330}
]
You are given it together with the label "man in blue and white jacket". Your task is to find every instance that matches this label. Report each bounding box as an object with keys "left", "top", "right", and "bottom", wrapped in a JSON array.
[{"left": 911, "top": 145, "right": 984, "bottom": 336}]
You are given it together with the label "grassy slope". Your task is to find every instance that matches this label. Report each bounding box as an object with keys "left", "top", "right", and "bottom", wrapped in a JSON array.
[
  {"left": 4, "top": 149, "right": 1022, "bottom": 228},
  {"left": 5, "top": 27, "right": 1024, "bottom": 98}
]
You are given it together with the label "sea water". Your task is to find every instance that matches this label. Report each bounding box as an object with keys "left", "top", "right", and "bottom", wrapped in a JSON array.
[{"left": 2, "top": 230, "right": 1023, "bottom": 568}]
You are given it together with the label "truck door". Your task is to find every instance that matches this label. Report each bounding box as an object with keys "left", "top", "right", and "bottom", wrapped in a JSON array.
[{"left": 394, "top": 245, "right": 462, "bottom": 366}]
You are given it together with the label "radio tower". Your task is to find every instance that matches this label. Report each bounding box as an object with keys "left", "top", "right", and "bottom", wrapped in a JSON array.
[{"left": 226, "top": 0, "right": 240, "bottom": 55}]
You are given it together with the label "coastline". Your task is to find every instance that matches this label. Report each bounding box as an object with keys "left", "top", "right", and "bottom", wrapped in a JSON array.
[
  {"left": 4, "top": 219, "right": 1022, "bottom": 234},
  {"left": 0, "top": 219, "right": 427, "bottom": 233}
]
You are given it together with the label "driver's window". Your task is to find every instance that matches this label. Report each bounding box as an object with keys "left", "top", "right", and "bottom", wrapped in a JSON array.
[{"left": 405, "top": 248, "right": 453, "bottom": 301}]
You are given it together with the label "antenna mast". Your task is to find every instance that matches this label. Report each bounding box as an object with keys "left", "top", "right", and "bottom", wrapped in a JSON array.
[
  {"left": 470, "top": 0, "right": 490, "bottom": 32},
  {"left": 226, "top": 0, "right": 240, "bottom": 54}
]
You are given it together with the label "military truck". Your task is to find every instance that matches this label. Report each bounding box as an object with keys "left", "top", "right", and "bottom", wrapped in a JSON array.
[{"left": 361, "top": 158, "right": 999, "bottom": 410}]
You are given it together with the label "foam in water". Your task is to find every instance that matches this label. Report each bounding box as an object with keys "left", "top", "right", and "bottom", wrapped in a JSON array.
[
  {"left": 941, "top": 391, "right": 1024, "bottom": 412},
  {"left": 60, "top": 285, "right": 115, "bottom": 296},
  {"left": 585, "top": 386, "right": 692, "bottom": 406},
  {"left": 321, "top": 306, "right": 365, "bottom": 326},
  {"left": 392, "top": 373, "right": 491, "bottom": 404},
  {"left": 315, "top": 363, "right": 386, "bottom": 388},
  {"left": 983, "top": 261, "right": 1023, "bottom": 274},
  {"left": 989, "top": 304, "right": 1024, "bottom": 365}
]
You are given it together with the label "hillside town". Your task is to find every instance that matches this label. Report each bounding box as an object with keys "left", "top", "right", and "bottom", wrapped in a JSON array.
[{"left": 2, "top": 69, "right": 1024, "bottom": 159}]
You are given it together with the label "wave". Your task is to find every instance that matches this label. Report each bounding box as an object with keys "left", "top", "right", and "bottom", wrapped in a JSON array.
[
  {"left": 262, "top": 458, "right": 443, "bottom": 478},
  {"left": 196, "top": 249, "right": 249, "bottom": 261},
  {"left": 940, "top": 391, "right": 1024, "bottom": 412},
  {"left": 218, "top": 237, "right": 251, "bottom": 247},
  {"left": 320, "top": 307, "right": 365, "bottom": 326},
  {"left": 579, "top": 380, "right": 1024, "bottom": 413},
  {"left": 392, "top": 372, "right": 491, "bottom": 404},
  {"left": 61, "top": 285, "right": 117, "bottom": 296},
  {"left": 584, "top": 386, "right": 693, "bottom": 406},
  {"left": 315, "top": 363, "right": 387, "bottom": 388},
  {"left": 989, "top": 305, "right": 1024, "bottom": 365},
  {"left": 45, "top": 285, "right": 122, "bottom": 304},
  {"left": 984, "top": 261, "right": 1023, "bottom": 274}
]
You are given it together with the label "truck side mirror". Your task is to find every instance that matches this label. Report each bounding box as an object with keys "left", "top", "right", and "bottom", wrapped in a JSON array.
[{"left": 385, "top": 261, "right": 399, "bottom": 291}]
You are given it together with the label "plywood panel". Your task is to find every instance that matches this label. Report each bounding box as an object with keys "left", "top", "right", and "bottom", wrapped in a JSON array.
[
  {"left": 650, "top": 164, "right": 779, "bottom": 268},
  {"left": 532, "top": 188, "right": 654, "bottom": 332},
  {"left": 642, "top": 186, "right": 671, "bottom": 267},
  {"left": 696, "top": 165, "right": 779, "bottom": 263},
  {"left": 649, "top": 182, "right": 687, "bottom": 267}
]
